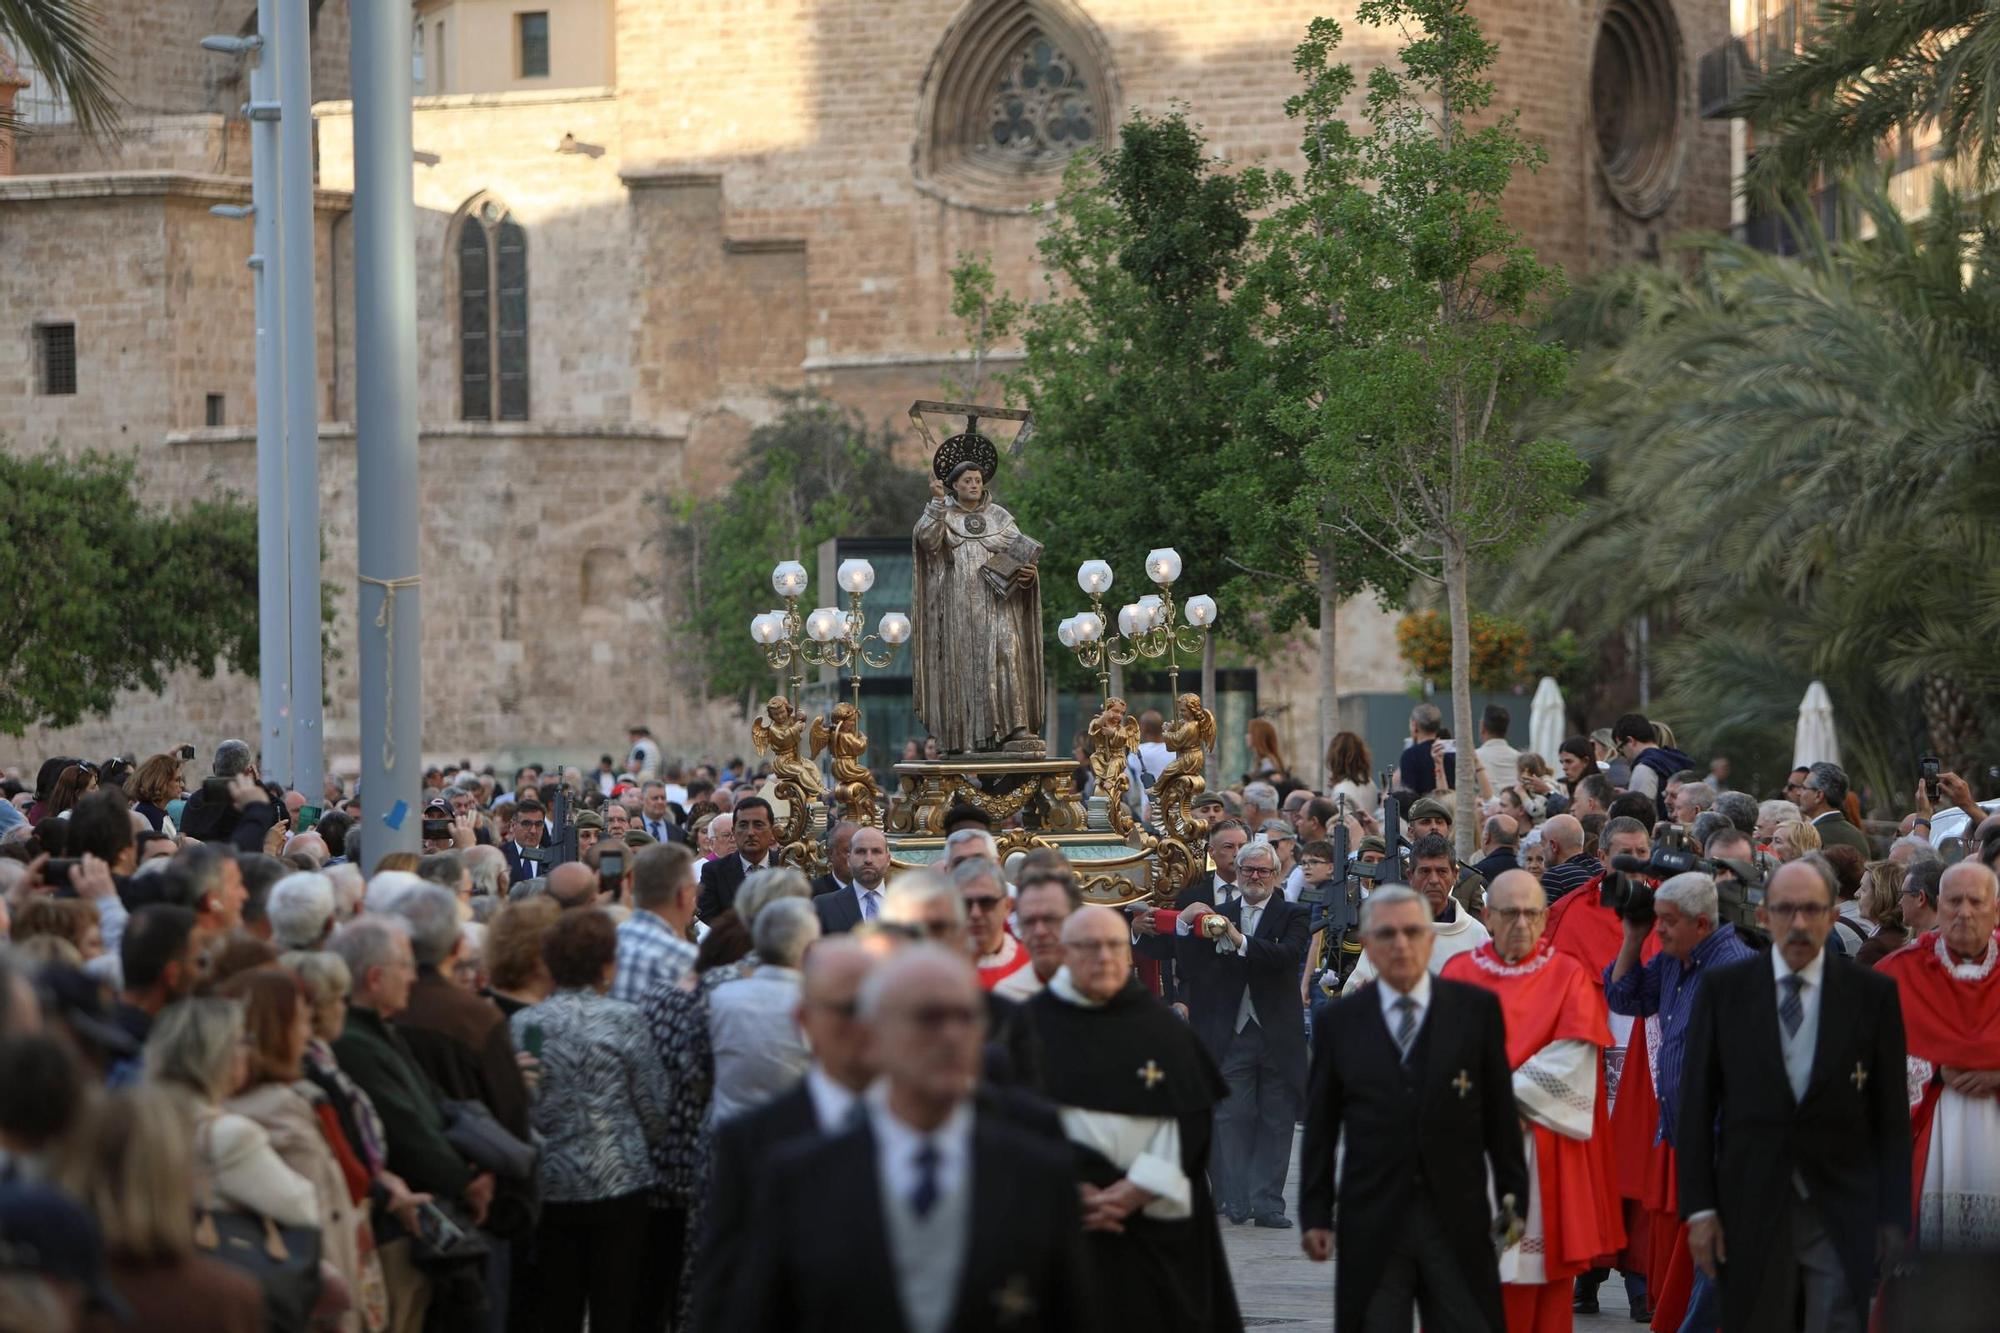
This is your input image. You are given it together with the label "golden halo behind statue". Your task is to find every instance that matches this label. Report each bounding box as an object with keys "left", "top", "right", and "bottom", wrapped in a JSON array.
[{"left": 931, "top": 430, "right": 999, "bottom": 484}]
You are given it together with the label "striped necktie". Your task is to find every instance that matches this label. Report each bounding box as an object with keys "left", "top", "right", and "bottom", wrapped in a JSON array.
[
  {"left": 1780, "top": 973, "right": 1804, "bottom": 1038},
  {"left": 1393, "top": 995, "right": 1419, "bottom": 1061}
]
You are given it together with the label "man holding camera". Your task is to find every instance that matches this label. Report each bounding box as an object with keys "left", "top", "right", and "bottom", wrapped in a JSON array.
[
  {"left": 176, "top": 738, "right": 285, "bottom": 853},
  {"left": 1605, "top": 872, "right": 1757, "bottom": 1332}
]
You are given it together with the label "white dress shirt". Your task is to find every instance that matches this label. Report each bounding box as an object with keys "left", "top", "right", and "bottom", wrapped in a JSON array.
[
  {"left": 1377, "top": 969, "right": 1433, "bottom": 1043},
  {"left": 804, "top": 1064, "right": 862, "bottom": 1133},
  {"left": 870, "top": 1089, "right": 973, "bottom": 1215},
  {"left": 1226, "top": 895, "right": 1273, "bottom": 1032},
  {"left": 1776, "top": 945, "right": 1826, "bottom": 1103}
]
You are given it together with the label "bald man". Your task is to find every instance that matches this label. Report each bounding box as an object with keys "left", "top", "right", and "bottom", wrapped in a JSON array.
[
  {"left": 1026, "top": 907, "right": 1239, "bottom": 1329},
  {"left": 695, "top": 939, "right": 880, "bottom": 1332},
  {"left": 737, "top": 947, "right": 1093, "bottom": 1333},
  {"left": 1442, "top": 871, "right": 1622, "bottom": 1333},
  {"left": 546, "top": 861, "right": 600, "bottom": 910},
  {"left": 1536, "top": 814, "right": 1601, "bottom": 903}
]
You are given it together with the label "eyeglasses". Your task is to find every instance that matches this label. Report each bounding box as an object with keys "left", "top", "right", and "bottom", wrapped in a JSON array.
[
  {"left": 1488, "top": 908, "right": 1546, "bottom": 924},
  {"left": 962, "top": 895, "right": 1006, "bottom": 913},
  {"left": 1302, "top": 857, "right": 1334, "bottom": 870},
  {"left": 1238, "top": 866, "right": 1276, "bottom": 878},
  {"left": 1766, "top": 902, "right": 1830, "bottom": 921},
  {"left": 1368, "top": 925, "right": 1428, "bottom": 942},
  {"left": 903, "top": 1003, "right": 981, "bottom": 1030},
  {"left": 1065, "top": 938, "right": 1126, "bottom": 954}
]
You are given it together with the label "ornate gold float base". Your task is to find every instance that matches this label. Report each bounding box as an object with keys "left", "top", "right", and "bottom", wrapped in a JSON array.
[{"left": 884, "top": 757, "right": 1204, "bottom": 907}]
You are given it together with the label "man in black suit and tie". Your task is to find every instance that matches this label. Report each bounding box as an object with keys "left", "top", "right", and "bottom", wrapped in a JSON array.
[
  {"left": 697, "top": 795, "right": 777, "bottom": 921},
  {"left": 735, "top": 945, "right": 1093, "bottom": 1332},
  {"left": 695, "top": 938, "right": 878, "bottom": 1331},
  {"left": 637, "top": 780, "right": 689, "bottom": 847},
  {"left": 815, "top": 826, "right": 888, "bottom": 936},
  {"left": 1134, "top": 819, "right": 1248, "bottom": 1005},
  {"left": 501, "top": 798, "right": 549, "bottom": 886},
  {"left": 810, "top": 821, "right": 859, "bottom": 898},
  {"left": 1797, "top": 761, "right": 1872, "bottom": 857},
  {"left": 1678, "top": 857, "right": 1910, "bottom": 1332},
  {"left": 1181, "top": 836, "right": 1309, "bottom": 1227},
  {"left": 1301, "top": 883, "right": 1527, "bottom": 1332}
]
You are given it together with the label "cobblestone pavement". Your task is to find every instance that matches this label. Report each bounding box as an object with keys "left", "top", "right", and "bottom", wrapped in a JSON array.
[{"left": 1219, "top": 1130, "right": 1640, "bottom": 1331}]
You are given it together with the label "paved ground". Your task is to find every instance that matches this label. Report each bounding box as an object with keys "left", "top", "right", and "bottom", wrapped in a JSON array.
[{"left": 1219, "top": 1130, "right": 1643, "bottom": 1330}]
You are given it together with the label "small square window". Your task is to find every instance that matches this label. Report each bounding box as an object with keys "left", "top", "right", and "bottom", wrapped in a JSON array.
[
  {"left": 205, "top": 393, "right": 226, "bottom": 427},
  {"left": 517, "top": 12, "right": 549, "bottom": 79},
  {"left": 35, "top": 322, "right": 76, "bottom": 396}
]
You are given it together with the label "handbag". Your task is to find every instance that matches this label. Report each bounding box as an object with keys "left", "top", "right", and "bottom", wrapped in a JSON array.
[
  {"left": 191, "top": 1150, "right": 323, "bottom": 1333},
  {"left": 439, "top": 1098, "right": 538, "bottom": 1180}
]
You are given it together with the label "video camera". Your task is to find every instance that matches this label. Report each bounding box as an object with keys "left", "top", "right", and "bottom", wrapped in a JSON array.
[{"left": 1600, "top": 841, "right": 1767, "bottom": 932}]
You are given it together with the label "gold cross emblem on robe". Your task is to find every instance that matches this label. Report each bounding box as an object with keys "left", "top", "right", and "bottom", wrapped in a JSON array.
[
  {"left": 1852, "top": 1062, "right": 1869, "bottom": 1092},
  {"left": 1452, "top": 1069, "right": 1473, "bottom": 1098},
  {"left": 1137, "top": 1060, "right": 1165, "bottom": 1089}
]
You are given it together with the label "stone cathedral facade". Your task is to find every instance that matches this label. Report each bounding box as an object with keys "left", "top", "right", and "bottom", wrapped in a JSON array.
[{"left": 0, "top": 0, "right": 1726, "bottom": 774}]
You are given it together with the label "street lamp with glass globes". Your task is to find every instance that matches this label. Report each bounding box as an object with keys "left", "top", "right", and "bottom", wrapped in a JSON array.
[{"left": 1064, "top": 547, "right": 1216, "bottom": 699}]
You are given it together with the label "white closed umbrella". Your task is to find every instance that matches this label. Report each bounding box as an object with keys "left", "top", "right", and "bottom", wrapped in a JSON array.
[
  {"left": 1530, "top": 676, "right": 1566, "bottom": 762},
  {"left": 1793, "top": 680, "right": 1841, "bottom": 769}
]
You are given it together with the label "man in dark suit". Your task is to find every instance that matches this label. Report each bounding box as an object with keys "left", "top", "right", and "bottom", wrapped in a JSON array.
[
  {"left": 501, "top": 798, "right": 549, "bottom": 886},
  {"left": 1301, "top": 883, "right": 1527, "bottom": 1332},
  {"left": 735, "top": 946, "right": 1093, "bottom": 1332},
  {"left": 636, "top": 780, "right": 690, "bottom": 847},
  {"left": 810, "top": 820, "right": 859, "bottom": 898},
  {"left": 697, "top": 795, "right": 777, "bottom": 921},
  {"left": 1798, "top": 761, "right": 1872, "bottom": 857},
  {"left": 1471, "top": 814, "right": 1520, "bottom": 887},
  {"left": 695, "top": 938, "right": 877, "bottom": 1331},
  {"left": 1134, "top": 820, "right": 1248, "bottom": 1005},
  {"left": 1181, "top": 836, "right": 1309, "bottom": 1226},
  {"left": 1678, "top": 857, "right": 1910, "bottom": 1333},
  {"left": 815, "top": 825, "right": 887, "bottom": 937}
]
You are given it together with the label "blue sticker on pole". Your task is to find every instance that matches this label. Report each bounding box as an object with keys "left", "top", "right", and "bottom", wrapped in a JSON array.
[{"left": 383, "top": 799, "right": 409, "bottom": 830}]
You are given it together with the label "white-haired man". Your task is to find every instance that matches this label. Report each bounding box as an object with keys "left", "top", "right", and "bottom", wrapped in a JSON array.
[
  {"left": 1879, "top": 861, "right": 2000, "bottom": 1251},
  {"left": 1442, "top": 870, "right": 1623, "bottom": 1333},
  {"left": 1180, "top": 836, "right": 1308, "bottom": 1226},
  {"left": 1605, "top": 871, "right": 1758, "bottom": 1331},
  {"left": 267, "top": 871, "right": 337, "bottom": 950},
  {"left": 1301, "top": 884, "right": 1525, "bottom": 1330},
  {"left": 956, "top": 859, "right": 1035, "bottom": 999},
  {"left": 736, "top": 947, "right": 1091, "bottom": 1332}
]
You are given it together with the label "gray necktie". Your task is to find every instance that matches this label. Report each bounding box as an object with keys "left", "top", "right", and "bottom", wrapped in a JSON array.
[
  {"left": 1393, "top": 994, "right": 1419, "bottom": 1060},
  {"left": 1780, "top": 973, "right": 1804, "bottom": 1038},
  {"left": 861, "top": 889, "right": 878, "bottom": 921}
]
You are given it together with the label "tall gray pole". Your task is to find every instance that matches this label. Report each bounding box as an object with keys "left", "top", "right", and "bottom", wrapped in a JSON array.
[
  {"left": 276, "top": 0, "right": 324, "bottom": 799},
  {"left": 247, "top": 3, "right": 292, "bottom": 787},
  {"left": 351, "top": 0, "right": 422, "bottom": 866}
]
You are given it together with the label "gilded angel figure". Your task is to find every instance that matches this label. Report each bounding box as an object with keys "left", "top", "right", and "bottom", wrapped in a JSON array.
[
  {"left": 811, "top": 702, "right": 881, "bottom": 823},
  {"left": 1153, "top": 692, "right": 1216, "bottom": 809},
  {"left": 752, "top": 695, "right": 826, "bottom": 803}
]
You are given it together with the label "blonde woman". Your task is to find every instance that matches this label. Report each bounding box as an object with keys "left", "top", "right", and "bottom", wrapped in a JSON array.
[
  {"left": 63, "top": 1088, "right": 265, "bottom": 1333},
  {"left": 1771, "top": 819, "right": 1821, "bottom": 863}
]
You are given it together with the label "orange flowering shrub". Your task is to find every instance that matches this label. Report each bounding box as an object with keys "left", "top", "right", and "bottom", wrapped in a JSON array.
[{"left": 1396, "top": 610, "right": 1535, "bottom": 692}]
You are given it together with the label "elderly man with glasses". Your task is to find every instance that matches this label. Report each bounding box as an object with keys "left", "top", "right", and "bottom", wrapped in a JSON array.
[
  {"left": 1180, "top": 836, "right": 1309, "bottom": 1228},
  {"left": 1443, "top": 870, "right": 1624, "bottom": 1333}
]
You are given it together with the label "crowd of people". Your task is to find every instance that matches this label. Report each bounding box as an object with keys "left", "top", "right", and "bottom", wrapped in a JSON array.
[{"left": 0, "top": 705, "right": 1996, "bottom": 1332}]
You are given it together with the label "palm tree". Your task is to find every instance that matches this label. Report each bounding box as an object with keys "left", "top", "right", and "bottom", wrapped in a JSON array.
[
  {"left": 1507, "top": 179, "right": 2000, "bottom": 803},
  {"left": 0, "top": 0, "right": 117, "bottom": 137},
  {"left": 1733, "top": 0, "right": 2000, "bottom": 202}
]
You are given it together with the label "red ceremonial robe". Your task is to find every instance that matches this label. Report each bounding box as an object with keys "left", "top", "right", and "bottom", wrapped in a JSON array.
[
  {"left": 1441, "top": 942, "right": 1627, "bottom": 1279},
  {"left": 1874, "top": 929, "right": 2000, "bottom": 1222},
  {"left": 1545, "top": 876, "right": 1683, "bottom": 1328}
]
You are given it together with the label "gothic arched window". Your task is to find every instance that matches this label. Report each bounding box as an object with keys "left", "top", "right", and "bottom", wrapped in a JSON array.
[
  {"left": 456, "top": 196, "right": 528, "bottom": 421},
  {"left": 915, "top": 0, "right": 1116, "bottom": 211}
]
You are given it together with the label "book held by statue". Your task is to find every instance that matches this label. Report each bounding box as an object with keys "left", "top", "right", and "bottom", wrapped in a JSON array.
[{"left": 981, "top": 533, "right": 1042, "bottom": 597}]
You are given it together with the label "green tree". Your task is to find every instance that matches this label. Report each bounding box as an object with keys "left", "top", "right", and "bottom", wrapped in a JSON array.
[
  {"left": 952, "top": 110, "right": 1279, "bottom": 716},
  {"left": 1734, "top": 0, "right": 2000, "bottom": 202},
  {"left": 0, "top": 0, "right": 118, "bottom": 137},
  {"left": 1509, "top": 180, "right": 2000, "bottom": 804},
  {"left": 0, "top": 448, "right": 259, "bottom": 732},
  {"left": 1270, "top": 4, "right": 1581, "bottom": 855},
  {"left": 647, "top": 393, "right": 930, "bottom": 704}
]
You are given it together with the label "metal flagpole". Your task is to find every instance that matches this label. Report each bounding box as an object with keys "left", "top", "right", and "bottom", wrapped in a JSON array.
[
  {"left": 234, "top": 5, "right": 292, "bottom": 787},
  {"left": 351, "top": 0, "right": 423, "bottom": 866},
  {"left": 275, "top": 0, "right": 324, "bottom": 799}
]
